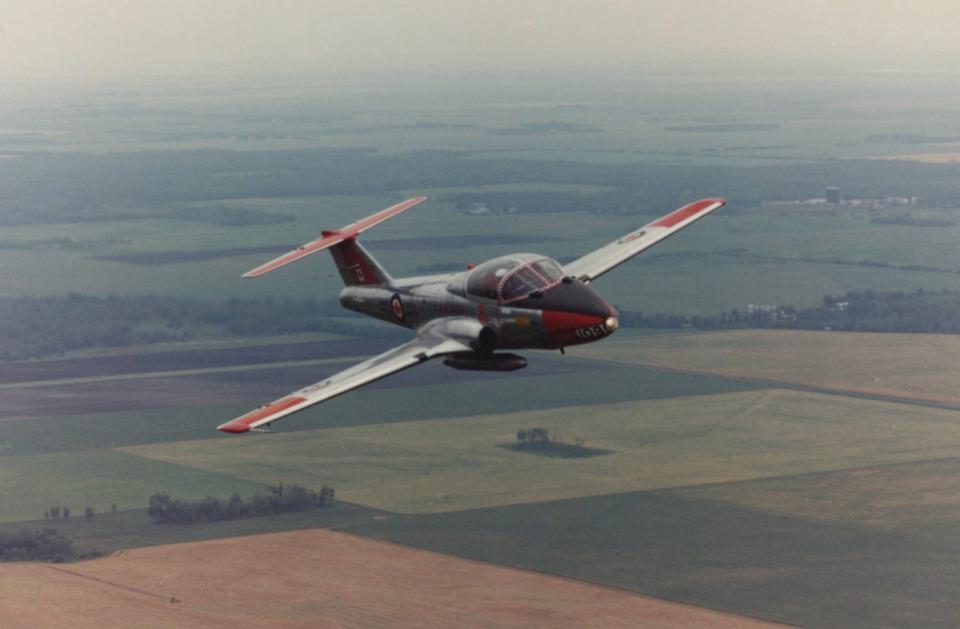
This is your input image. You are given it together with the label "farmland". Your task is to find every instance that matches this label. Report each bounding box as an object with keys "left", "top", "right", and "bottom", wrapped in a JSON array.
[
  {"left": 122, "top": 388, "right": 960, "bottom": 514},
  {"left": 5, "top": 72, "right": 960, "bottom": 627},
  {"left": 0, "top": 530, "right": 789, "bottom": 628},
  {"left": 3, "top": 328, "right": 960, "bottom": 626},
  {"left": 572, "top": 329, "right": 960, "bottom": 405}
]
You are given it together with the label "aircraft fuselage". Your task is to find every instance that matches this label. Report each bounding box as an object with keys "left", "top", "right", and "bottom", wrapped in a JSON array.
[{"left": 339, "top": 256, "right": 619, "bottom": 355}]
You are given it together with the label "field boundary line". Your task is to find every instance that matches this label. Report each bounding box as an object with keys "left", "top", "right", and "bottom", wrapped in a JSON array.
[{"left": 44, "top": 564, "right": 174, "bottom": 602}]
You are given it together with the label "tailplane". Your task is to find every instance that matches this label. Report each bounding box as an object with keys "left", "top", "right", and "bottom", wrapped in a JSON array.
[{"left": 242, "top": 196, "right": 426, "bottom": 282}]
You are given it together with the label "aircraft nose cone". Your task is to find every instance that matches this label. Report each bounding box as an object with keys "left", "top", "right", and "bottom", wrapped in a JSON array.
[
  {"left": 515, "top": 279, "right": 615, "bottom": 318},
  {"left": 542, "top": 309, "right": 617, "bottom": 347}
]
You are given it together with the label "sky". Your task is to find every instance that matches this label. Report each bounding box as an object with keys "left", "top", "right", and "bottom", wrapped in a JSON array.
[{"left": 1, "top": 0, "right": 959, "bottom": 80}]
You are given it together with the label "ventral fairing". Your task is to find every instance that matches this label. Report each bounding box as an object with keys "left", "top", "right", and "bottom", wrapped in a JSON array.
[{"left": 217, "top": 195, "right": 724, "bottom": 433}]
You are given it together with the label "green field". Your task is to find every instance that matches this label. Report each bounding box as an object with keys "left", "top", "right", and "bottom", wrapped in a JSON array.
[
  {"left": 0, "top": 501, "right": 380, "bottom": 556},
  {"left": 120, "top": 388, "right": 960, "bottom": 514},
  {"left": 573, "top": 328, "right": 960, "bottom": 405},
  {"left": 0, "top": 359, "right": 753, "bottom": 455},
  {"left": 0, "top": 450, "right": 265, "bottom": 523},
  {"left": 674, "top": 457, "right": 960, "bottom": 539}
]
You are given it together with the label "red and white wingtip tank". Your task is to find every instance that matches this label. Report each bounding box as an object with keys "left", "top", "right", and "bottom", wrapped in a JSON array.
[{"left": 217, "top": 196, "right": 724, "bottom": 433}]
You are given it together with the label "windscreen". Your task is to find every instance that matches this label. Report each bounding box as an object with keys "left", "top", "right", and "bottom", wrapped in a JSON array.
[
  {"left": 466, "top": 257, "right": 565, "bottom": 303},
  {"left": 499, "top": 259, "right": 565, "bottom": 303}
]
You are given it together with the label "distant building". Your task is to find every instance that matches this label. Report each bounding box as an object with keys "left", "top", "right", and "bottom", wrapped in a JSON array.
[
  {"left": 466, "top": 203, "right": 490, "bottom": 215},
  {"left": 825, "top": 186, "right": 841, "bottom": 204}
]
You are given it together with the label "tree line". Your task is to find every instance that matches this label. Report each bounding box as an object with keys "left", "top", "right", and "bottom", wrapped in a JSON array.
[
  {"left": 147, "top": 484, "right": 334, "bottom": 525},
  {"left": 0, "top": 294, "right": 403, "bottom": 360},
  {"left": 4, "top": 287, "right": 960, "bottom": 362},
  {"left": 619, "top": 288, "right": 960, "bottom": 334},
  {"left": 0, "top": 529, "right": 74, "bottom": 562}
]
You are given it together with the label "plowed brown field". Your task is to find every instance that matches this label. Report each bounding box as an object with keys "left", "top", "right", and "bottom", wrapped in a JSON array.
[{"left": 1, "top": 530, "right": 787, "bottom": 628}]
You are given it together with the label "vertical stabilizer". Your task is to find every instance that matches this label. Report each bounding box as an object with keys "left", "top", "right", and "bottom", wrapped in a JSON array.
[{"left": 329, "top": 239, "right": 392, "bottom": 286}]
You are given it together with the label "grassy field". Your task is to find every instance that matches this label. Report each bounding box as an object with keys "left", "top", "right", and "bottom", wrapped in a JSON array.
[
  {"left": 572, "top": 329, "right": 960, "bottom": 405},
  {"left": 0, "top": 450, "right": 265, "bottom": 523},
  {"left": 673, "top": 457, "right": 960, "bottom": 539},
  {"left": 0, "top": 501, "right": 380, "bottom": 555},
  {"left": 121, "top": 388, "right": 960, "bottom": 514},
  {"left": 0, "top": 351, "right": 754, "bottom": 454}
]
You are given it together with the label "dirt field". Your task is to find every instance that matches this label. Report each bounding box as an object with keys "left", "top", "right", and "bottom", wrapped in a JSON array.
[
  {"left": 573, "top": 329, "right": 960, "bottom": 405},
  {"left": 0, "top": 530, "right": 786, "bottom": 628}
]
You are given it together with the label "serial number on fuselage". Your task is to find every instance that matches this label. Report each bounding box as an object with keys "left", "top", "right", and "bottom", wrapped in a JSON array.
[
  {"left": 575, "top": 324, "right": 612, "bottom": 340},
  {"left": 431, "top": 303, "right": 467, "bottom": 315}
]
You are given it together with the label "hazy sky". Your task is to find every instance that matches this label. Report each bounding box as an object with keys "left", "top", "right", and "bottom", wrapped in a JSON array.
[{"left": 1, "top": 0, "right": 959, "bottom": 79}]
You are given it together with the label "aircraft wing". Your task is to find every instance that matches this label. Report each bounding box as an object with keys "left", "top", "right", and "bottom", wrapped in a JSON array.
[
  {"left": 563, "top": 198, "right": 725, "bottom": 283},
  {"left": 217, "top": 331, "right": 469, "bottom": 433}
]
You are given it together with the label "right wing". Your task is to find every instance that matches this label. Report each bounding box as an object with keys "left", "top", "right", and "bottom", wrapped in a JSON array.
[
  {"left": 563, "top": 198, "right": 725, "bottom": 283},
  {"left": 217, "top": 330, "right": 468, "bottom": 433}
]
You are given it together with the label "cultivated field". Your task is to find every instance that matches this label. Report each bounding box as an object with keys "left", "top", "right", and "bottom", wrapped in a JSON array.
[
  {"left": 0, "top": 529, "right": 787, "bottom": 629},
  {"left": 122, "top": 388, "right": 960, "bottom": 513},
  {"left": 346, "top": 486, "right": 960, "bottom": 629},
  {"left": 574, "top": 328, "right": 960, "bottom": 405},
  {"left": 675, "top": 457, "right": 960, "bottom": 536}
]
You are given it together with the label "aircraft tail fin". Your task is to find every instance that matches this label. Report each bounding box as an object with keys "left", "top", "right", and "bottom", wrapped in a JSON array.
[
  {"left": 328, "top": 239, "right": 392, "bottom": 286},
  {"left": 242, "top": 196, "right": 426, "bottom": 279}
]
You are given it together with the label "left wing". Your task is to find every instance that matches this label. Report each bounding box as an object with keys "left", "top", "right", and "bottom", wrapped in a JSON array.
[
  {"left": 217, "top": 332, "right": 469, "bottom": 433},
  {"left": 563, "top": 198, "right": 725, "bottom": 283}
]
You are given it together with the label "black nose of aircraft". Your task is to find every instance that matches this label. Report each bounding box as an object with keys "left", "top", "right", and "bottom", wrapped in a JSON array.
[{"left": 514, "top": 277, "right": 617, "bottom": 318}]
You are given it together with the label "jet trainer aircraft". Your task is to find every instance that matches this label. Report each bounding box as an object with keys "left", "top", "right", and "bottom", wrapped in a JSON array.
[{"left": 217, "top": 196, "right": 724, "bottom": 433}]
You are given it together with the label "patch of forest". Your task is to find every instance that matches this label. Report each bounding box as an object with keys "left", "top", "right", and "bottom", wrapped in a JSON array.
[
  {"left": 147, "top": 484, "right": 335, "bottom": 525},
  {"left": 0, "top": 529, "right": 78, "bottom": 562}
]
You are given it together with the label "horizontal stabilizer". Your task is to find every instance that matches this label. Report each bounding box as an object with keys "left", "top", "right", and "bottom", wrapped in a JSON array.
[{"left": 243, "top": 196, "right": 427, "bottom": 278}]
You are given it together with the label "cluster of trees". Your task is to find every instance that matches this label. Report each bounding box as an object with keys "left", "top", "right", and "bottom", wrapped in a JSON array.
[
  {"left": 0, "top": 294, "right": 403, "bottom": 360},
  {"left": 516, "top": 427, "right": 553, "bottom": 448},
  {"left": 0, "top": 529, "right": 74, "bottom": 562},
  {"left": 511, "top": 427, "right": 605, "bottom": 458},
  {"left": 620, "top": 288, "right": 960, "bottom": 334},
  {"left": 43, "top": 506, "right": 71, "bottom": 520},
  {"left": 43, "top": 504, "right": 107, "bottom": 521},
  {"left": 147, "top": 484, "right": 334, "bottom": 525}
]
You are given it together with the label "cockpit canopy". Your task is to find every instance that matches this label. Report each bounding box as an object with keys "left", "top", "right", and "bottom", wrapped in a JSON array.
[{"left": 465, "top": 254, "right": 565, "bottom": 304}]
